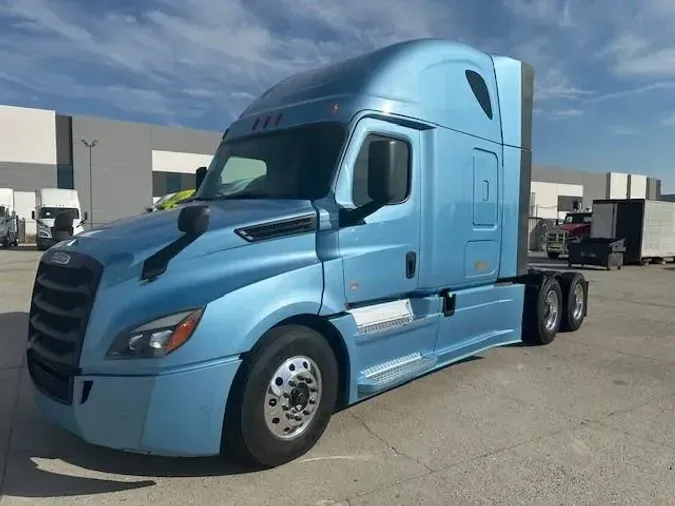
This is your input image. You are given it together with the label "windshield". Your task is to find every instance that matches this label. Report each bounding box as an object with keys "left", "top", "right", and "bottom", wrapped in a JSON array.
[
  {"left": 564, "top": 213, "right": 592, "bottom": 224},
  {"left": 196, "top": 122, "right": 346, "bottom": 201},
  {"left": 156, "top": 193, "right": 176, "bottom": 205},
  {"left": 39, "top": 207, "right": 80, "bottom": 220}
]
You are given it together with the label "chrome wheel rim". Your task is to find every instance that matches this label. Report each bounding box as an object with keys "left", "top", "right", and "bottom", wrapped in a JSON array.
[
  {"left": 572, "top": 283, "right": 584, "bottom": 320},
  {"left": 264, "top": 356, "right": 322, "bottom": 440},
  {"left": 544, "top": 289, "right": 559, "bottom": 331}
]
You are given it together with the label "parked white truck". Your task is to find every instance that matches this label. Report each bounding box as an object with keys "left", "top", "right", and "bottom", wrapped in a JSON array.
[
  {"left": 0, "top": 188, "right": 19, "bottom": 248},
  {"left": 32, "top": 188, "right": 87, "bottom": 251}
]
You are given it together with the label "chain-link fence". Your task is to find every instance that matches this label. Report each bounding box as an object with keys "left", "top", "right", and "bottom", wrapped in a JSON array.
[{"left": 528, "top": 217, "right": 557, "bottom": 251}]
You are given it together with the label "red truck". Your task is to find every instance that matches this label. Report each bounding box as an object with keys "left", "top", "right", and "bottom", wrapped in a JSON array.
[{"left": 545, "top": 211, "right": 592, "bottom": 259}]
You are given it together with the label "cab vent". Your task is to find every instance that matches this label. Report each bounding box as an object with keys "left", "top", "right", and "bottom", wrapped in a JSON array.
[{"left": 235, "top": 214, "right": 317, "bottom": 243}]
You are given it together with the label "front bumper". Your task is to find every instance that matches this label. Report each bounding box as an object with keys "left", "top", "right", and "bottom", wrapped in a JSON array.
[
  {"left": 546, "top": 243, "right": 566, "bottom": 253},
  {"left": 32, "top": 357, "right": 242, "bottom": 457}
]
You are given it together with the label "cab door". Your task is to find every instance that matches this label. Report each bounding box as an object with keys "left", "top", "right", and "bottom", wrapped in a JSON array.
[{"left": 335, "top": 118, "right": 421, "bottom": 305}]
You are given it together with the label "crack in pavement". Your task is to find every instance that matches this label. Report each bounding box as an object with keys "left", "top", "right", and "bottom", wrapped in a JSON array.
[
  {"left": 344, "top": 421, "right": 577, "bottom": 504},
  {"left": 347, "top": 412, "right": 434, "bottom": 473}
]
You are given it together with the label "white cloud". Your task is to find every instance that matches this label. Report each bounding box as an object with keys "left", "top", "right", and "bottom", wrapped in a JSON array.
[
  {"left": 0, "top": 0, "right": 459, "bottom": 124},
  {"left": 585, "top": 81, "right": 675, "bottom": 104},
  {"left": 609, "top": 125, "right": 637, "bottom": 135},
  {"left": 595, "top": 1, "right": 675, "bottom": 78},
  {"left": 503, "top": 0, "right": 577, "bottom": 28},
  {"left": 663, "top": 113, "right": 675, "bottom": 126},
  {"left": 0, "top": 0, "right": 672, "bottom": 127},
  {"left": 534, "top": 68, "right": 592, "bottom": 101},
  {"left": 547, "top": 108, "right": 584, "bottom": 120}
]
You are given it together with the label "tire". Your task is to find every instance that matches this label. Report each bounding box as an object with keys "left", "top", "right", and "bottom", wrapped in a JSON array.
[
  {"left": 547, "top": 252, "right": 560, "bottom": 260},
  {"left": 558, "top": 272, "right": 587, "bottom": 332},
  {"left": 222, "top": 324, "right": 339, "bottom": 468},
  {"left": 522, "top": 276, "right": 563, "bottom": 346}
]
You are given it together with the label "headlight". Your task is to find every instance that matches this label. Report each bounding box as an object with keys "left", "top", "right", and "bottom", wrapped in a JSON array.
[
  {"left": 37, "top": 225, "right": 51, "bottom": 238},
  {"left": 106, "top": 309, "right": 204, "bottom": 359}
]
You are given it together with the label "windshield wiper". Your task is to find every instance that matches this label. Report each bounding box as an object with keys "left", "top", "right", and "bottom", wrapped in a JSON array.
[
  {"left": 214, "top": 190, "right": 271, "bottom": 200},
  {"left": 182, "top": 196, "right": 213, "bottom": 202}
]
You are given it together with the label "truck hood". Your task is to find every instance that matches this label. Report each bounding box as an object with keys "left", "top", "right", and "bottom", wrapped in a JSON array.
[
  {"left": 55, "top": 199, "right": 318, "bottom": 268},
  {"left": 558, "top": 223, "right": 590, "bottom": 233}
]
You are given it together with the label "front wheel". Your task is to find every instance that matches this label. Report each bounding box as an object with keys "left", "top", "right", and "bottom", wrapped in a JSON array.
[
  {"left": 222, "top": 324, "right": 339, "bottom": 468},
  {"left": 547, "top": 251, "right": 560, "bottom": 260}
]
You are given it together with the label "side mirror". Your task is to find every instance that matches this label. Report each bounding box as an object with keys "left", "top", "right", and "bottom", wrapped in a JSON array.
[
  {"left": 366, "top": 139, "right": 403, "bottom": 204},
  {"left": 339, "top": 139, "right": 406, "bottom": 227},
  {"left": 195, "top": 166, "right": 208, "bottom": 190},
  {"left": 83, "top": 211, "right": 89, "bottom": 223},
  {"left": 178, "top": 204, "right": 210, "bottom": 236},
  {"left": 31, "top": 210, "right": 35, "bottom": 220}
]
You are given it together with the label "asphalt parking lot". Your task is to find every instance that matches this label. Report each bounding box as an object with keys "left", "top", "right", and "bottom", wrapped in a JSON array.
[{"left": 1, "top": 248, "right": 674, "bottom": 505}]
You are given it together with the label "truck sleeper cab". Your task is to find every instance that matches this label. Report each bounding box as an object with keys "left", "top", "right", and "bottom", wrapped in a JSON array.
[
  {"left": 32, "top": 188, "right": 88, "bottom": 251},
  {"left": 26, "top": 38, "right": 589, "bottom": 468}
]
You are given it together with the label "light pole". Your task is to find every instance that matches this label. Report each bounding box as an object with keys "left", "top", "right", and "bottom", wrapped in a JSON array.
[{"left": 81, "top": 139, "right": 98, "bottom": 227}]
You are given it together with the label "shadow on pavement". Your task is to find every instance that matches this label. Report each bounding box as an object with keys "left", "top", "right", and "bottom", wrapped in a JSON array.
[
  {"left": 0, "top": 311, "right": 254, "bottom": 500},
  {"left": 4, "top": 452, "right": 254, "bottom": 498},
  {"left": 1, "top": 312, "right": 29, "bottom": 370}
]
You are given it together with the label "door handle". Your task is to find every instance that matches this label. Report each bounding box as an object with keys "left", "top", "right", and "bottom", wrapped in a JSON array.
[
  {"left": 405, "top": 251, "right": 417, "bottom": 279},
  {"left": 482, "top": 180, "right": 489, "bottom": 201}
]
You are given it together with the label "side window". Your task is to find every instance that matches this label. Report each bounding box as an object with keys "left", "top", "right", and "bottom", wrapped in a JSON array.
[
  {"left": 465, "top": 70, "right": 493, "bottom": 120},
  {"left": 220, "top": 157, "right": 267, "bottom": 185},
  {"left": 352, "top": 134, "right": 411, "bottom": 207}
]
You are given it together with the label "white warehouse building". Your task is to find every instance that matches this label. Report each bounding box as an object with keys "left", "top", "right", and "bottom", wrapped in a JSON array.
[
  {"left": 0, "top": 104, "right": 665, "bottom": 236},
  {"left": 530, "top": 166, "right": 661, "bottom": 221}
]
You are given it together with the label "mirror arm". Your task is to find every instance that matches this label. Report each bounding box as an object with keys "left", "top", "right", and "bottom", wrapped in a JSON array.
[{"left": 338, "top": 200, "right": 385, "bottom": 227}]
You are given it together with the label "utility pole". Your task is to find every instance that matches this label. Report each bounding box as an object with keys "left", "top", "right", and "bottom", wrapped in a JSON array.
[{"left": 81, "top": 139, "right": 98, "bottom": 228}]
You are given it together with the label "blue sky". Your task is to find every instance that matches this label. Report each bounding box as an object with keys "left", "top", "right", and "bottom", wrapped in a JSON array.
[{"left": 0, "top": 0, "right": 674, "bottom": 190}]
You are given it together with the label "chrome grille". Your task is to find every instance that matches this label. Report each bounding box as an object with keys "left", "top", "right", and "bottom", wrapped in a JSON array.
[{"left": 26, "top": 250, "right": 103, "bottom": 404}]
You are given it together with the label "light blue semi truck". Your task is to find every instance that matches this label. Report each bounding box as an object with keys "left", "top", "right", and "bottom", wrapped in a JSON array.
[{"left": 26, "top": 39, "right": 589, "bottom": 468}]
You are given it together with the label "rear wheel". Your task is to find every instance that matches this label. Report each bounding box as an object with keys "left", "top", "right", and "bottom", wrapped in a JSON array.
[
  {"left": 523, "top": 276, "right": 563, "bottom": 346},
  {"left": 547, "top": 252, "right": 560, "bottom": 260},
  {"left": 558, "top": 272, "right": 587, "bottom": 332},
  {"left": 222, "top": 324, "right": 338, "bottom": 468}
]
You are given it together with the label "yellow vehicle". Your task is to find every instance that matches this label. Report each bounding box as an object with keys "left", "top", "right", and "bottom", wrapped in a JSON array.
[{"left": 145, "top": 189, "right": 195, "bottom": 213}]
